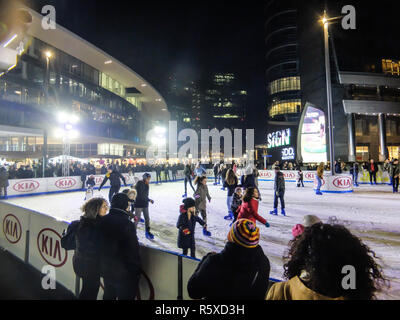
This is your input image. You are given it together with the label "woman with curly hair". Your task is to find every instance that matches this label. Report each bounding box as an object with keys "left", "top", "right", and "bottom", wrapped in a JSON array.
[{"left": 266, "top": 223, "right": 388, "bottom": 300}]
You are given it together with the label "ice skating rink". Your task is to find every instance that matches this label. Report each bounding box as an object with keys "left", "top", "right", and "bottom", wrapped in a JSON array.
[{"left": 5, "top": 180, "right": 400, "bottom": 299}]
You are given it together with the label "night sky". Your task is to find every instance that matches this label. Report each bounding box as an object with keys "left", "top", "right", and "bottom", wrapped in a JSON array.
[{"left": 28, "top": 0, "right": 400, "bottom": 134}]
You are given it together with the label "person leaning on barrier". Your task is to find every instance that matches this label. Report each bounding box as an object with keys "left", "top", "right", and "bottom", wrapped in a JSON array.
[
  {"left": 266, "top": 223, "right": 389, "bottom": 300},
  {"left": 61, "top": 197, "right": 109, "bottom": 300},
  {"left": 0, "top": 166, "right": 9, "bottom": 200},
  {"left": 187, "top": 219, "right": 270, "bottom": 300},
  {"left": 98, "top": 193, "right": 141, "bottom": 300}
]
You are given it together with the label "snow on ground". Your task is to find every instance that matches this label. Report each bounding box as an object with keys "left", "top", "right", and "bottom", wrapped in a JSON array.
[{"left": 5, "top": 180, "right": 400, "bottom": 299}]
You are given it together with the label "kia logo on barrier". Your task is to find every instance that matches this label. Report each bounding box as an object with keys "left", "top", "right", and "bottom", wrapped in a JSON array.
[
  {"left": 95, "top": 177, "right": 103, "bottom": 184},
  {"left": 333, "top": 176, "right": 352, "bottom": 189},
  {"left": 13, "top": 180, "right": 40, "bottom": 193},
  {"left": 260, "top": 171, "right": 272, "bottom": 178},
  {"left": 3, "top": 214, "right": 22, "bottom": 244},
  {"left": 37, "top": 228, "right": 68, "bottom": 267},
  {"left": 305, "top": 172, "right": 315, "bottom": 180},
  {"left": 284, "top": 172, "right": 295, "bottom": 179},
  {"left": 55, "top": 178, "right": 77, "bottom": 189}
]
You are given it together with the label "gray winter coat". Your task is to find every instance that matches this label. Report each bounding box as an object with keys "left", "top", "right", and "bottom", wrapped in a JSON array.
[
  {"left": 0, "top": 168, "right": 9, "bottom": 188},
  {"left": 194, "top": 184, "right": 211, "bottom": 211}
]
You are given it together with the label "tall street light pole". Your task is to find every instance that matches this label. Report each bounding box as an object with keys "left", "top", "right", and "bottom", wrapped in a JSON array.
[
  {"left": 322, "top": 11, "right": 336, "bottom": 176},
  {"left": 43, "top": 51, "right": 52, "bottom": 178}
]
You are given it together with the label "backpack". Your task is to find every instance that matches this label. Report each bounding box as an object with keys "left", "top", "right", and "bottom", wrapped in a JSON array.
[{"left": 61, "top": 220, "right": 80, "bottom": 250}]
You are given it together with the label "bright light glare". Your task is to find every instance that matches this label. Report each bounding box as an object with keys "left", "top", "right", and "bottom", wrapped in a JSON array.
[
  {"left": 3, "top": 34, "right": 17, "bottom": 48},
  {"left": 55, "top": 128, "right": 65, "bottom": 138},
  {"left": 154, "top": 126, "right": 166, "bottom": 134},
  {"left": 57, "top": 112, "right": 67, "bottom": 123},
  {"left": 68, "top": 130, "right": 79, "bottom": 139},
  {"left": 58, "top": 112, "right": 79, "bottom": 124},
  {"left": 45, "top": 51, "right": 52, "bottom": 59}
]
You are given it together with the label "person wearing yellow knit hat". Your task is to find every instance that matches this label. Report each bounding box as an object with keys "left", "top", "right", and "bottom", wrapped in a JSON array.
[{"left": 187, "top": 219, "right": 270, "bottom": 300}]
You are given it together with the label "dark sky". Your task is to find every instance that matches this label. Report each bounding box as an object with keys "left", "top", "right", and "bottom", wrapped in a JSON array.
[{"left": 28, "top": 0, "right": 400, "bottom": 134}]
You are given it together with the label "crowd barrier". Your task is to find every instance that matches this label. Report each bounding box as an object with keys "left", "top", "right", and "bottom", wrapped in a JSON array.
[
  {"left": 4, "top": 168, "right": 390, "bottom": 198},
  {"left": 0, "top": 200, "right": 279, "bottom": 299}
]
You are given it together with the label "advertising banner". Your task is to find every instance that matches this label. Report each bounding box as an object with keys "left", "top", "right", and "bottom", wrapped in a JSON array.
[
  {"left": 0, "top": 202, "right": 30, "bottom": 261},
  {"left": 28, "top": 211, "right": 76, "bottom": 292},
  {"left": 8, "top": 178, "right": 47, "bottom": 196}
]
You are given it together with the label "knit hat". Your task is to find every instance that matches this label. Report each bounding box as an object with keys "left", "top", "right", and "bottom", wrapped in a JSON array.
[
  {"left": 234, "top": 186, "right": 242, "bottom": 193},
  {"left": 227, "top": 219, "right": 260, "bottom": 248},
  {"left": 292, "top": 224, "right": 305, "bottom": 238},
  {"left": 302, "top": 215, "right": 321, "bottom": 227},
  {"left": 111, "top": 193, "right": 130, "bottom": 210},
  {"left": 182, "top": 197, "right": 196, "bottom": 210}
]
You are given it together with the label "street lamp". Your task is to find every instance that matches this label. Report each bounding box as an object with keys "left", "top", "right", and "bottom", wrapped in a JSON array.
[
  {"left": 320, "top": 11, "right": 341, "bottom": 176},
  {"left": 56, "top": 112, "right": 80, "bottom": 176},
  {"left": 43, "top": 50, "right": 53, "bottom": 178}
]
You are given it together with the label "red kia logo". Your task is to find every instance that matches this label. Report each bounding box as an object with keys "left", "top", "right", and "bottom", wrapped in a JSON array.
[
  {"left": 37, "top": 228, "right": 68, "bottom": 267},
  {"left": 305, "top": 172, "right": 315, "bottom": 180},
  {"left": 3, "top": 214, "right": 22, "bottom": 244},
  {"left": 284, "top": 172, "right": 295, "bottom": 179},
  {"left": 260, "top": 171, "right": 272, "bottom": 178},
  {"left": 95, "top": 177, "right": 103, "bottom": 184},
  {"left": 55, "top": 178, "right": 77, "bottom": 189},
  {"left": 333, "top": 176, "right": 352, "bottom": 189},
  {"left": 13, "top": 180, "right": 40, "bottom": 193}
]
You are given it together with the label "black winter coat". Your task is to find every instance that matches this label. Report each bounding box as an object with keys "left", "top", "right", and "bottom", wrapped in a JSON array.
[
  {"left": 73, "top": 216, "right": 102, "bottom": 278},
  {"left": 177, "top": 206, "right": 205, "bottom": 249},
  {"left": 99, "top": 170, "right": 126, "bottom": 189},
  {"left": 98, "top": 208, "right": 141, "bottom": 282},
  {"left": 241, "top": 174, "right": 256, "bottom": 190},
  {"left": 223, "top": 177, "right": 238, "bottom": 197},
  {"left": 134, "top": 180, "right": 152, "bottom": 208},
  {"left": 187, "top": 242, "right": 271, "bottom": 300},
  {"left": 231, "top": 193, "right": 242, "bottom": 214}
]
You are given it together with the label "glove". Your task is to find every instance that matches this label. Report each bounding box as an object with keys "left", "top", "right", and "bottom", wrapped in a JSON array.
[
  {"left": 133, "top": 216, "right": 139, "bottom": 222},
  {"left": 265, "top": 222, "right": 270, "bottom": 228},
  {"left": 275, "top": 191, "right": 279, "bottom": 196},
  {"left": 208, "top": 198, "right": 211, "bottom": 203},
  {"left": 183, "top": 228, "right": 191, "bottom": 235},
  {"left": 150, "top": 199, "right": 154, "bottom": 204}
]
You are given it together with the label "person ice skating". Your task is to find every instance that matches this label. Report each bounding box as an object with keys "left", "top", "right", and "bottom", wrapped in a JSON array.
[
  {"left": 270, "top": 166, "right": 286, "bottom": 216},
  {"left": 98, "top": 166, "right": 127, "bottom": 203},
  {"left": 194, "top": 163, "right": 206, "bottom": 178},
  {"left": 220, "top": 165, "right": 228, "bottom": 190},
  {"left": 391, "top": 159, "right": 399, "bottom": 193},
  {"left": 231, "top": 187, "right": 243, "bottom": 224},
  {"left": 62, "top": 197, "right": 108, "bottom": 300},
  {"left": 266, "top": 223, "right": 388, "bottom": 300},
  {"left": 384, "top": 158, "right": 394, "bottom": 186},
  {"left": 98, "top": 193, "right": 141, "bottom": 300},
  {"left": 237, "top": 187, "right": 270, "bottom": 228},
  {"left": 134, "top": 173, "right": 155, "bottom": 240},
  {"left": 155, "top": 164, "right": 162, "bottom": 184},
  {"left": 171, "top": 163, "right": 178, "bottom": 181},
  {"left": 213, "top": 163, "right": 220, "bottom": 185},
  {"left": 223, "top": 169, "right": 239, "bottom": 220},
  {"left": 316, "top": 162, "right": 324, "bottom": 195},
  {"left": 350, "top": 162, "right": 359, "bottom": 187},
  {"left": 163, "top": 163, "right": 171, "bottom": 182},
  {"left": 85, "top": 174, "right": 96, "bottom": 200},
  {"left": 183, "top": 163, "right": 195, "bottom": 198},
  {"left": 297, "top": 169, "right": 304, "bottom": 188},
  {"left": 193, "top": 176, "right": 212, "bottom": 237},
  {"left": 367, "top": 158, "right": 378, "bottom": 185},
  {"left": 177, "top": 198, "right": 206, "bottom": 258},
  {"left": 187, "top": 219, "right": 270, "bottom": 300},
  {"left": 122, "top": 188, "right": 137, "bottom": 220},
  {"left": 0, "top": 166, "right": 9, "bottom": 200}
]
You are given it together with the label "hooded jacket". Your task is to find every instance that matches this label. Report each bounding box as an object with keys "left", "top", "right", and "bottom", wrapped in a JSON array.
[
  {"left": 176, "top": 205, "right": 205, "bottom": 249},
  {"left": 266, "top": 276, "right": 345, "bottom": 300},
  {"left": 237, "top": 198, "right": 267, "bottom": 225}
]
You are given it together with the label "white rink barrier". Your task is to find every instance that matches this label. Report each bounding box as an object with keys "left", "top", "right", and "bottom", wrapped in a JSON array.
[
  {"left": 6, "top": 171, "right": 186, "bottom": 198},
  {"left": 0, "top": 201, "right": 279, "bottom": 299}
]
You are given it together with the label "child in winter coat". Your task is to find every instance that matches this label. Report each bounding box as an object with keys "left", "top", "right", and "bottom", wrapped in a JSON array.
[
  {"left": 85, "top": 175, "right": 96, "bottom": 200},
  {"left": 237, "top": 187, "right": 270, "bottom": 228},
  {"left": 177, "top": 198, "right": 206, "bottom": 258},
  {"left": 194, "top": 176, "right": 212, "bottom": 236},
  {"left": 297, "top": 170, "right": 304, "bottom": 187},
  {"left": 122, "top": 188, "right": 137, "bottom": 221},
  {"left": 231, "top": 187, "right": 243, "bottom": 223}
]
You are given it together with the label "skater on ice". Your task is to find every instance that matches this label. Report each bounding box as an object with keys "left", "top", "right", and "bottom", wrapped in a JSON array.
[
  {"left": 270, "top": 165, "right": 286, "bottom": 216},
  {"left": 230, "top": 186, "right": 243, "bottom": 224},
  {"left": 134, "top": 173, "right": 155, "bottom": 240},
  {"left": 177, "top": 197, "right": 206, "bottom": 258},
  {"left": 223, "top": 168, "right": 239, "bottom": 220},
  {"left": 183, "top": 163, "right": 195, "bottom": 198},
  {"left": 122, "top": 188, "right": 138, "bottom": 221},
  {"left": 316, "top": 162, "right": 324, "bottom": 195},
  {"left": 237, "top": 187, "right": 270, "bottom": 228},
  {"left": 98, "top": 166, "right": 127, "bottom": 203},
  {"left": 0, "top": 166, "right": 9, "bottom": 200},
  {"left": 194, "top": 162, "right": 206, "bottom": 178},
  {"left": 187, "top": 219, "right": 271, "bottom": 300},
  {"left": 84, "top": 174, "right": 96, "bottom": 200},
  {"left": 213, "top": 162, "right": 220, "bottom": 185},
  {"left": 391, "top": 159, "right": 399, "bottom": 193},
  {"left": 193, "top": 175, "right": 212, "bottom": 237},
  {"left": 296, "top": 169, "right": 304, "bottom": 188}
]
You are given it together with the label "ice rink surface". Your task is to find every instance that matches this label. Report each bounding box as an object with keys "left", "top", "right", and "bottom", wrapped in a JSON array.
[{"left": 5, "top": 180, "right": 400, "bottom": 299}]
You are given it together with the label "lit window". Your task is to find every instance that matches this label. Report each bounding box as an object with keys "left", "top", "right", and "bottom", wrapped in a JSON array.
[
  {"left": 269, "top": 99, "right": 302, "bottom": 118},
  {"left": 268, "top": 77, "right": 301, "bottom": 95}
]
